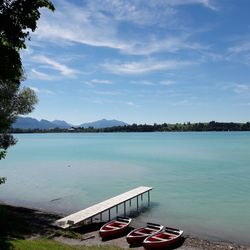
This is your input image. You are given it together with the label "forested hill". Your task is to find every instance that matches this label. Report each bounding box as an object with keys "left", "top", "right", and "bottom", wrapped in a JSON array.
[{"left": 11, "top": 121, "right": 250, "bottom": 133}]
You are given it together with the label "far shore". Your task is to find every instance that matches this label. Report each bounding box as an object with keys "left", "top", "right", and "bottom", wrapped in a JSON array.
[{"left": 0, "top": 202, "right": 249, "bottom": 250}]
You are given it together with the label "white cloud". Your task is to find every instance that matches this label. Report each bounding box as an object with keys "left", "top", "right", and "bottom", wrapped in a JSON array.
[
  {"left": 131, "top": 80, "right": 155, "bottom": 86},
  {"left": 229, "top": 41, "right": 250, "bottom": 54},
  {"left": 102, "top": 59, "right": 196, "bottom": 75},
  {"left": 86, "top": 0, "right": 216, "bottom": 27},
  {"left": 32, "top": 55, "right": 78, "bottom": 77},
  {"left": 94, "top": 90, "right": 121, "bottom": 96},
  {"left": 127, "top": 101, "right": 135, "bottom": 106},
  {"left": 29, "top": 86, "right": 54, "bottom": 95},
  {"left": 35, "top": 1, "right": 128, "bottom": 51},
  {"left": 233, "top": 84, "right": 249, "bottom": 94},
  {"left": 33, "top": 0, "right": 209, "bottom": 56},
  {"left": 131, "top": 80, "right": 175, "bottom": 86},
  {"left": 30, "top": 69, "right": 59, "bottom": 81},
  {"left": 91, "top": 79, "right": 112, "bottom": 84},
  {"left": 160, "top": 80, "right": 175, "bottom": 86},
  {"left": 84, "top": 79, "right": 113, "bottom": 86},
  {"left": 82, "top": 0, "right": 176, "bottom": 26},
  {"left": 226, "top": 39, "right": 250, "bottom": 66},
  {"left": 121, "top": 36, "right": 207, "bottom": 55},
  {"left": 167, "top": 0, "right": 218, "bottom": 11}
]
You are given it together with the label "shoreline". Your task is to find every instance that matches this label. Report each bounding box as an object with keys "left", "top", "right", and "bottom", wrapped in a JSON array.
[{"left": 1, "top": 202, "right": 249, "bottom": 250}]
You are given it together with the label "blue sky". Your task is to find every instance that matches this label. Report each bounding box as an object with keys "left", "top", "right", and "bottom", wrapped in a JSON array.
[{"left": 21, "top": 0, "right": 250, "bottom": 125}]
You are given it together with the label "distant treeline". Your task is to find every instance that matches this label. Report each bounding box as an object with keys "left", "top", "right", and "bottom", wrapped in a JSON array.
[{"left": 11, "top": 121, "right": 250, "bottom": 133}]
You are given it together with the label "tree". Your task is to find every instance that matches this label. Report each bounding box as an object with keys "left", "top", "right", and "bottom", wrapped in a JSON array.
[{"left": 0, "top": 0, "right": 55, "bottom": 184}]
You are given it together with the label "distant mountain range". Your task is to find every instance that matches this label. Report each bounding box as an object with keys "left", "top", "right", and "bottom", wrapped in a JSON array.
[
  {"left": 80, "top": 119, "right": 127, "bottom": 128},
  {"left": 12, "top": 117, "right": 128, "bottom": 129}
]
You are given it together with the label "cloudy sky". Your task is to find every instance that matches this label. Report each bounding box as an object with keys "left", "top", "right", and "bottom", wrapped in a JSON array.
[{"left": 21, "top": 0, "right": 250, "bottom": 125}]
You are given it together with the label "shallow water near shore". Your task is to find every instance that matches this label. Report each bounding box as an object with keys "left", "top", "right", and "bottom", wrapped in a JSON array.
[{"left": 0, "top": 132, "right": 250, "bottom": 245}]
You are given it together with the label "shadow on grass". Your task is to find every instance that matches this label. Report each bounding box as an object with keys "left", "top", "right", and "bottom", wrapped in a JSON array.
[
  {"left": 0, "top": 238, "right": 14, "bottom": 250},
  {"left": 0, "top": 205, "right": 29, "bottom": 250},
  {"left": 0, "top": 204, "right": 60, "bottom": 250}
]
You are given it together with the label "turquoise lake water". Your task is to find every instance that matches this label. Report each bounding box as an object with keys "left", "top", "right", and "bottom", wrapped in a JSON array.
[{"left": 0, "top": 132, "right": 250, "bottom": 244}]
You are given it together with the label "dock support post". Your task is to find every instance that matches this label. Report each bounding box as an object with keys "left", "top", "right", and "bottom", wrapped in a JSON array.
[
  {"left": 124, "top": 202, "right": 126, "bottom": 216},
  {"left": 129, "top": 199, "right": 131, "bottom": 207},
  {"left": 136, "top": 196, "right": 139, "bottom": 211},
  {"left": 90, "top": 217, "right": 93, "bottom": 223},
  {"left": 100, "top": 212, "right": 102, "bottom": 221},
  {"left": 116, "top": 205, "right": 118, "bottom": 214},
  {"left": 109, "top": 209, "right": 111, "bottom": 221},
  {"left": 141, "top": 194, "right": 143, "bottom": 201},
  {"left": 148, "top": 191, "right": 150, "bottom": 206}
]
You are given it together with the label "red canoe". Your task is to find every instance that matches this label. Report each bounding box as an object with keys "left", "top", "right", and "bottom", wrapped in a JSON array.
[
  {"left": 99, "top": 216, "right": 132, "bottom": 239},
  {"left": 143, "top": 226, "right": 183, "bottom": 249},
  {"left": 126, "top": 223, "right": 163, "bottom": 245}
]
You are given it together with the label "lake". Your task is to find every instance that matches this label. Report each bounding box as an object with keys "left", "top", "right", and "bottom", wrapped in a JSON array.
[{"left": 0, "top": 132, "right": 250, "bottom": 244}]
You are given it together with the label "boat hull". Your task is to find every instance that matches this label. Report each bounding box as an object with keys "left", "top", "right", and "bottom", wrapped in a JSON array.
[
  {"left": 127, "top": 234, "right": 148, "bottom": 245},
  {"left": 99, "top": 217, "right": 132, "bottom": 239},
  {"left": 143, "top": 236, "right": 180, "bottom": 250},
  {"left": 99, "top": 226, "right": 128, "bottom": 239},
  {"left": 143, "top": 227, "right": 183, "bottom": 250},
  {"left": 126, "top": 223, "right": 163, "bottom": 245}
]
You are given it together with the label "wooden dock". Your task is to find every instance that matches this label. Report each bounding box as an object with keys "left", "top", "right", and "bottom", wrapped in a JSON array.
[{"left": 54, "top": 186, "right": 152, "bottom": 229}]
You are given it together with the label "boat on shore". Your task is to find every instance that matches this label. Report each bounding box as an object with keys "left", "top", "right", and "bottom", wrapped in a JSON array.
[
  {"left": 126, "top": 222, "right": 163, "bottom": 245},
  {"left": 143, "top": 226, "right": 183, "bottom": 249},
  {"left": 99, "top": 216, "right": 132, "bottom": 239}
]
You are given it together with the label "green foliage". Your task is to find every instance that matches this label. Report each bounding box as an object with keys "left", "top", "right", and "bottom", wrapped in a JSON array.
[
  {"left": 0, "top": 149, "right": 6, "bottom": 159},
  {"left": 0, "top": 150, "right": 6, "bottom": 184},
  {"left": 16, "top": 87, "right": 38, "bottom": 114},
  {"left": 0, "top": 0, "right": 54, "bottom": 184},
  {"left": 0, "top": 0, "right": 55, "bottom": 49}
]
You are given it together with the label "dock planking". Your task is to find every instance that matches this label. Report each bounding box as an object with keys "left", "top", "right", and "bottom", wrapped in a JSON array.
[{"left": 54, "top": 186, "right": 152, "bottom": 229}]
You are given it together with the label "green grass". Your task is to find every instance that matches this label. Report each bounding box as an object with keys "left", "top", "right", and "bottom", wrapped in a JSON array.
[
  {"left": 50, "top": 229, "right": 84, "bottom": 240},
  {"left": 5, "top": 238, "right": 123, "bottom": 250}
]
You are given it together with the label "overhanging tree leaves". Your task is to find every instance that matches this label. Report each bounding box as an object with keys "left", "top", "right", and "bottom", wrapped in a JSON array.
[{"left": 0, "top": 0, "right": 55, "bottom": 183}]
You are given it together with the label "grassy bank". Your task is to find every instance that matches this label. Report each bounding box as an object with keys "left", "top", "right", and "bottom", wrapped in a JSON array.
[{"left": 3, "top": 238, "right": 122, "bottom": 250}]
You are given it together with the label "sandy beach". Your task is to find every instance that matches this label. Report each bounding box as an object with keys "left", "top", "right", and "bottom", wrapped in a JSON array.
[{"left": 1, "top": 203, "right": 249, "bottom": 250}]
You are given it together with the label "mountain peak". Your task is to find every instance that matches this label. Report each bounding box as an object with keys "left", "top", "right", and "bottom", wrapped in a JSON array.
[
  {"left": 52, "top": 120, "right": 72, "bottom": 128},
  {"left": 12, "top": 117, "right": 128, "bottom": 129},
  {"left": 80, "top": 119, "right": 128, "bottom": 128}
]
